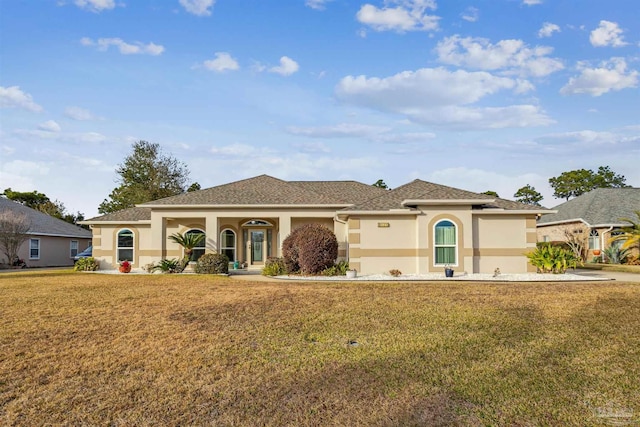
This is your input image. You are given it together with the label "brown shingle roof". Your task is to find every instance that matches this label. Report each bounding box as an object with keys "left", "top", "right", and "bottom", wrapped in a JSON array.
[
  {"left": 140, "top": 175, "right": 352, "bottom": 206},
  {"left": 290, "top": 180, "right": 388, "bottom": 204},
  {"left": 343, "top": 179, "right": 547, "bottom": 211},
  {"left": 85, "top": 207, "right": 152, "bottom": 222}
]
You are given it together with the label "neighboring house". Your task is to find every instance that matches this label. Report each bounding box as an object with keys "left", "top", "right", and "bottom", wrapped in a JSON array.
[
  {"left": 536, "top": 188, "right": 640, "bottom": 257},
  {"left": 0, "top": 197, "right": 92, "bottom": 267},
  {"left": 82, "top": 175, "right": 551, "bottom": 274}
]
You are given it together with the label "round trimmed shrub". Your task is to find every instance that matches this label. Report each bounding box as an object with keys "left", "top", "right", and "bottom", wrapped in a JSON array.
[
  {"left": 282, "top": 224, "right": 338, "bottom": 275},
  {"left": 262, "top": 257, "right": 287, "bottom": 276},
  {"left": 195, "top": 253, "right": 229, "bottom": 274}
]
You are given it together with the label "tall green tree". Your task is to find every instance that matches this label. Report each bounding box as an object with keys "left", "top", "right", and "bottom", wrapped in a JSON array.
[
  {"left": 514, "top": 185, "right": 543, "bottom": 206},
  {"left": 549, "top": 166, "right": 629, "bottom": 200},
  {"left": 372, "top": 179, "right": 390, "bottom": 189},
  {"left": 99, "top": 141, "right": 194, "bottom": 214},
  {"left": 2, "top": 188, "right": 84, "bottom": 225}
]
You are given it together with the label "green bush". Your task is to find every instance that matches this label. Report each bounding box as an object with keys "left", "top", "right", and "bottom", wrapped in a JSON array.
[
  {"left": 527, "top": 245, "right": 581, "bottom": 273},
  {"left": 603, "top": 245, "right": 630, "bottom": 264},
  {"left": 152, "top": 258, "right": 181, "bottom": 273},
  {"left": 195, "top": 253, "right": 229, "bottom": 274},
  {"left": 262, "top": 257, "right": 287, "bottom": 276},
  {"left": 321, "top": 260, "right": 350, "bottom": 276},
  {"left": 282, "top": 224, "right": 338, "bottom": 275},
  {"left": 73, "top": 257, "right": 99, "bottom": 271}
]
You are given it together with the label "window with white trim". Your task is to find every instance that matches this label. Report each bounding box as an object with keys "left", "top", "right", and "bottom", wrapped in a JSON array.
[
  {"left": 220, "top": 229, "right": 236, "bottom": 261},
  {"left": 186, "top": 229, "right": 205, "bottom": 261},
  {"left": 70, "top": 240, "right": 79, "bottom": 257},
  {"left": 434, "top": 220, "right": 457, "bottom": 265},
  {"left": 29, "top": 238, "right": 40, "bottom": 260},
  {"left": 117, "top": 229, "right": 134, "bottom": 263},
  {"left": 588, "top": 230, "right": 599, "bottom": 250}
]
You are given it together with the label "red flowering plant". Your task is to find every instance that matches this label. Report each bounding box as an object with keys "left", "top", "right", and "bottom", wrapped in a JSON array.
[{"left": 119, "top": 260, "right": 131, "bottom": 272}]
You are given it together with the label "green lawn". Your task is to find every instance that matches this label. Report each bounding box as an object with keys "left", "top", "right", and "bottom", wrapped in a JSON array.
[{"left": 1, "top": 272, "right": 639, "bottom": 426}]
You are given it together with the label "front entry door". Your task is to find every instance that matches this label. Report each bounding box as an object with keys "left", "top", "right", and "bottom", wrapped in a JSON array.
[{"left": 250, "top": 230, "right": 265, "bottom": 265}]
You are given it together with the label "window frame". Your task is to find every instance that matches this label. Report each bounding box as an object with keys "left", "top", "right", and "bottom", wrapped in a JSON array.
[
  {"left": 29, "top": 238, "right": 40, "bottom": 260},
  {"left": 220, "top": 229, "right": 236, "bottom": 262},
  {"left": 70, "top": 240, "right": 79, "bottom": 258},
  {"left": 185, "top": 229, "right": 206, "bottom": 261},
  {"left": 588, "top": 229, "right": 599, "bottom": 250},
  {"left": 433, "top": 219, "right": 458, "bottom": 267},
  {"left": 117, "top": 229, "right": 135, "bottom": 264}
]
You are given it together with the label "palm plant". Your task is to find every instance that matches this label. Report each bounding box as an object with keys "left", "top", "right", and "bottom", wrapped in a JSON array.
[
  {"left": 609, "top": 210, "right": 640, "bottom": 251},
  {"left": 527, "top": 244, "right": 581, "bottom": 273},
  {"left": 603, "top": 245, "right": 630, "bottom": 265},
  {"left": 168, "top": 231, "right": 205, "bottom": 260}
]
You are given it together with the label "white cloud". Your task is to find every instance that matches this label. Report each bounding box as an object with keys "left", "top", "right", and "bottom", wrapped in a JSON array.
[
  {"left": 269, "top": 56, "right": 299, "bottom": 76},
  {"left": 305, "top": 0, "right": 332, "bottom": 10},
  {"left": 65, "top": 106, "right": 95, "bottom": 121},
  {"left": 335, "top": 68, "right": 552, "bottom": 129},
  {"left": 461, "top": 7, "right": 478, "bottom": 23},
  {"left": 522, "top": 0, "right": 542, "bottom": 5},
  {"left": 81, "top": 37, "right": 165, "bottom": 55},
  {"left": 435, "top": 35, "right": 564, "bottom": 77},
  {"left": 14, "top": 128, "right": 108, "bottom": 144},
  {"left": 538, "top": 22, "right": 560, "bottom": 38},
  {"left": 0, "top": 86, "right": 43, "bottom": 112},
  {"left": 286, "top": 123, "right": 390, "bottom": 138},
  {"left": 292, "top": 141, "right": 331, "bottom": 153},
  {"left": 202, "top": 52, "right": 240, "bottom": 72},
  {"left": 429, "top": 167, "right": 548, "bottom": 203},
  {"left": 179, "top": 0, "right": 215, "bottom": 16},
  {"left": 1, "top": 145, "right": 16, "bottom": 156},
  {"left": 560, "top": 57, "right": 638, "bottom": 96},
  {"left": 590, "top": 20, "right": 627, "bottom": 47},
  {"left": 74, "top": 0, "right": 116, "bottom": 12},
  {"left": 37, "top": 120, "right": 61, "bottom": 132},
  {"left": 356, "top": 0, "right": 439, "bottom": 33}
]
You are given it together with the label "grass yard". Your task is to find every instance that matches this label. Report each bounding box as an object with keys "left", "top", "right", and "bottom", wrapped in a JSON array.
[{"left": 1, "top": 272, "right": 639, "bottom": 426}]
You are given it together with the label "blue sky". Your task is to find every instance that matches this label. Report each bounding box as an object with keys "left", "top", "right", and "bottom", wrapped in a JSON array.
[{"left": 1, "top": 0, "right": 638, "bottom": 217}]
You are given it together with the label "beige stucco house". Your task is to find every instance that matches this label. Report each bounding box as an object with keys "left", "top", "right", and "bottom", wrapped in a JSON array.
[
  {"left": 83, "top": 175, "right": 550, "bottom": 274},
  {"left": 0, "top": 197, "right": 92, "bottom": 267}
]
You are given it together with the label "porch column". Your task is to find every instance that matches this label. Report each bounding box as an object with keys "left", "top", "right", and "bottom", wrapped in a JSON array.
[
  {"left": 278, "top": 214, "right": 292, "bottom": 257},
  {"left": 205, "top": 214, "right": 219, "bottom": 253},
  {"left": 150, "top": 212, "right": 167, "bottom": 260}
]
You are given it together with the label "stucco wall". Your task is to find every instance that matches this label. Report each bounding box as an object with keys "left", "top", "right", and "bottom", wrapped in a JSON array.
[{"left": 15, "top": 236, "right": 91, "bottom": 267}]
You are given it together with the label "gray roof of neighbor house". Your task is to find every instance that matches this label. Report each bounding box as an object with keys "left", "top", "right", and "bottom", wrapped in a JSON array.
[
  {"left": 342, "top": 179, "right": 547, "bottom": 212},
  {"left": 0, "top": 197, "right": 92, "bottom": 238},
  {"left": 537, "top": 187, "right": 640, "bottom": 227}
]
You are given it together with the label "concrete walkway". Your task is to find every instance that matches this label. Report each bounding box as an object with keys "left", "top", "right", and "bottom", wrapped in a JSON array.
[{"left": 572, "top": 268, "right": 640, "bottom": 283}]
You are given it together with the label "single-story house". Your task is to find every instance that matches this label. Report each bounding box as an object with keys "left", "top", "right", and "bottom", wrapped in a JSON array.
[
  {"left": 537, "top": 187, "right": 640, "bottom": 257},
  {"left": 82, "top": 175, "right": 551, "bottom": 274},
  {"left": 0, "top": 197, "right": 92, "bottom": 267}
]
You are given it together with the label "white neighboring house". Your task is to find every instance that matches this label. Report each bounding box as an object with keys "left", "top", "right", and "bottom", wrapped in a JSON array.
[{"left": 0, "top": 197, "right": 92, "bottom": 267}]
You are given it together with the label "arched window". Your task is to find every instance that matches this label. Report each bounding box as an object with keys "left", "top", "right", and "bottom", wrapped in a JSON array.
[
  {"left": 434, "top": 220, "right": 457, "bottom": 266},
  {"left": 220, "top": 229, "right": 236, "bottom": 261},
  {"left": 117, "top": 229, "right": 134, "bottom": 263},
  {"left": 186, "top": 229, "right": 205, "bottom": 261},
  {"left": 588, "top": 229, "right": 599, "bottom": 250}
]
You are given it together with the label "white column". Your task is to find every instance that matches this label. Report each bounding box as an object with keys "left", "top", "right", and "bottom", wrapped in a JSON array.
[
  {"left": 278, "top": 215, "right": 292, "bottom": 257},
  {"left": 205, "top": 214, "right": 219, "bottom": 253}
]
